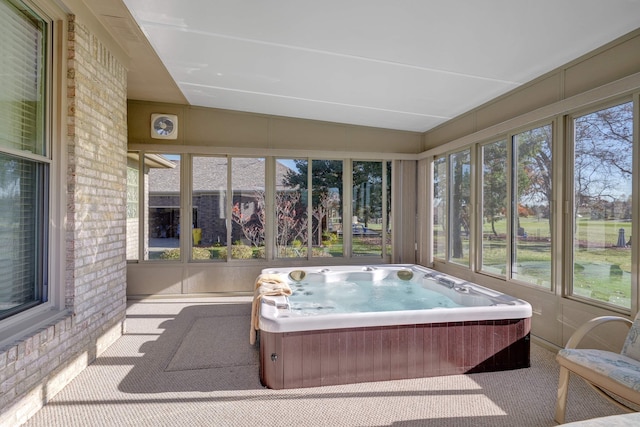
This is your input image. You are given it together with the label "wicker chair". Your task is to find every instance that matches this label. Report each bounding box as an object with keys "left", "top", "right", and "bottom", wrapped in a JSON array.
[{"left": 555, "top": 313, "right": 640, "bottom": 423}]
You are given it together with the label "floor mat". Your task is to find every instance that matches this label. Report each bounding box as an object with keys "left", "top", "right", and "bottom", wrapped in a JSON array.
[{"left": 165, "top": 314, "right": 258, "bottom": 371}]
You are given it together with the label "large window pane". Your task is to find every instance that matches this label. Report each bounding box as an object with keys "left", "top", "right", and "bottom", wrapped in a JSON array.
[
  {"left": 192, "top": 156, "right": 227, "bottom": 261},
  {"left": 512, "top": 125, "right": 552, "bottom": 287},
  {"left": 231, "top": 158, "right": 265, "bottom": 259},
  {"left": 386, "top": 161, "right": 392, "bottom": 258},
  {"left": 352, "top": 161, "right": 383, "bottom": 257},
  {"left": 146, "top": 154, "right": 181, "bottom": 260},
  {"left": 572, "top": 102, "right": 633, "bottom": 308},
  {"left": 126, "top": 161, "right": 139, "bottom": 261},
  {"left": 449, "top": 149, "right": 471, "bottom": 266},
  {"left": 276, "top": 159, "right": 308, "bottom": 258},
  {"left": 312, "top": 160, "right": 343, "bottom": 257},
  {"left": 481, "top": 140, "right": 508, "bottom": 275},
  {"left": 433, "top": 156, "right": 447, "bottom": 259},
  {"left": 0, "top": 155, "right": 46, "bottom": 319}
]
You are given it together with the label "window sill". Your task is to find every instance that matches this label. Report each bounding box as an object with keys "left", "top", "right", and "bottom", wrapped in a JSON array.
[{"left": 0, "top": 307, "right": 71, "bottom": 350}]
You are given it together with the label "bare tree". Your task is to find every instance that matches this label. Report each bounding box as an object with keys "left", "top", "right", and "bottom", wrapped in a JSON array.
[
  {"left": 232, "top": 191, "right": 265, "bottom": 247},
  {"left": 574, "top": 102, "right": 633, "bottom": 220},
  {"left": 275, "top": 190, "right": 307, "bottom": 253}
]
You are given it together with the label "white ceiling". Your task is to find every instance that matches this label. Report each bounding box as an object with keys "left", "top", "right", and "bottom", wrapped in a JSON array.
[{"left": 115, "top": 0, "right": 640, "bottom": 132}]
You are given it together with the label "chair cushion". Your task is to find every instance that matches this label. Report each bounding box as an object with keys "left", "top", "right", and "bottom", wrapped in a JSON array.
[
  {"left": 621, "top": 317, "right": 640, "bottom": 362},
  {"left": 560, "top": 412, "right": 640, "bottom": 426},
  {"left": 559, "top": 348, "right": 640, "bottom": 392}
]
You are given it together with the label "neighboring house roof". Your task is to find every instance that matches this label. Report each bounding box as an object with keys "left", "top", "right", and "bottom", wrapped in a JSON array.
[{"left": 148, "top": 157, "right": 294, "bottom": 193}]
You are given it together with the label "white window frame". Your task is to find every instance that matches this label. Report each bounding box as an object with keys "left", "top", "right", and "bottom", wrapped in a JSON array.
[{"left": 0, "top": 0, "right": 67, "bottom": 347}]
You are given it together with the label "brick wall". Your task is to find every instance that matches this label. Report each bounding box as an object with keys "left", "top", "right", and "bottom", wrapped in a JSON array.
[
  {"left": 0, "top": 14, "right": 128, "bottom": 425},
  {"left": 65, "top": 14, "right": 127, "bottom": 335}
]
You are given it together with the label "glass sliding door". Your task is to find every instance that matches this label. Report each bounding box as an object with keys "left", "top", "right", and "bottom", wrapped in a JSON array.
[
  {"left": 126, "top": 161, "right": 140, "bottom": 261},
  {"left": 433, "top": 156, "right": 447, "bottom": 259},
  {"left": 311, "top": 160, "right": 343, "bottom": 257},
  {"left": 275, "top": 159, "right": 308, "bottom": 258},
  {"left": 385, "top": 161, "right": 392, "bottom": 257},
  {"left": 231, "top": 158, "right": 265, "bottom": 259},
  {"left": 449, "top": 149, "right": 471, "bottom": 266},
  {"left": 572, "top": 102, "right": 633, "bottom": 308},
  {"left": 512, "top": 125, "right": 552, "bottom": 287},
  {"left": 481, "top": 140, "right": 508, "bottom": 276},
  {"left": 145, "top": 154, "right": 181, "bottom": 260},
  {"left": 192, "top": 156, "right": 227, "bottom": 260},
  {"left": 352, "top": 161, "right": 383, "bottom": 257}
]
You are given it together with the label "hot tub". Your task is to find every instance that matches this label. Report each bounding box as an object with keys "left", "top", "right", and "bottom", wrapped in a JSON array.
[{"left": 258, "top": 264, "right": 532, "bottom": 389}]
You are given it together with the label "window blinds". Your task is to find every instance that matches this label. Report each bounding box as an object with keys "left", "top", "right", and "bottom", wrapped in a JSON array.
[{"left": 0, "top": 0, "right": 46, "bottom": 155}]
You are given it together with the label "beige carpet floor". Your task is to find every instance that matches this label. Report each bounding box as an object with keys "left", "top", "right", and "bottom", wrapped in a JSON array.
[{"left": 23, "top": 297, "right": 627, "bottom": 427}]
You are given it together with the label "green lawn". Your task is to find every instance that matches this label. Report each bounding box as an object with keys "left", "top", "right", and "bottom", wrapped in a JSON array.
[{"left": 480, "top": 216, "right": 631, "bottom": 306}]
